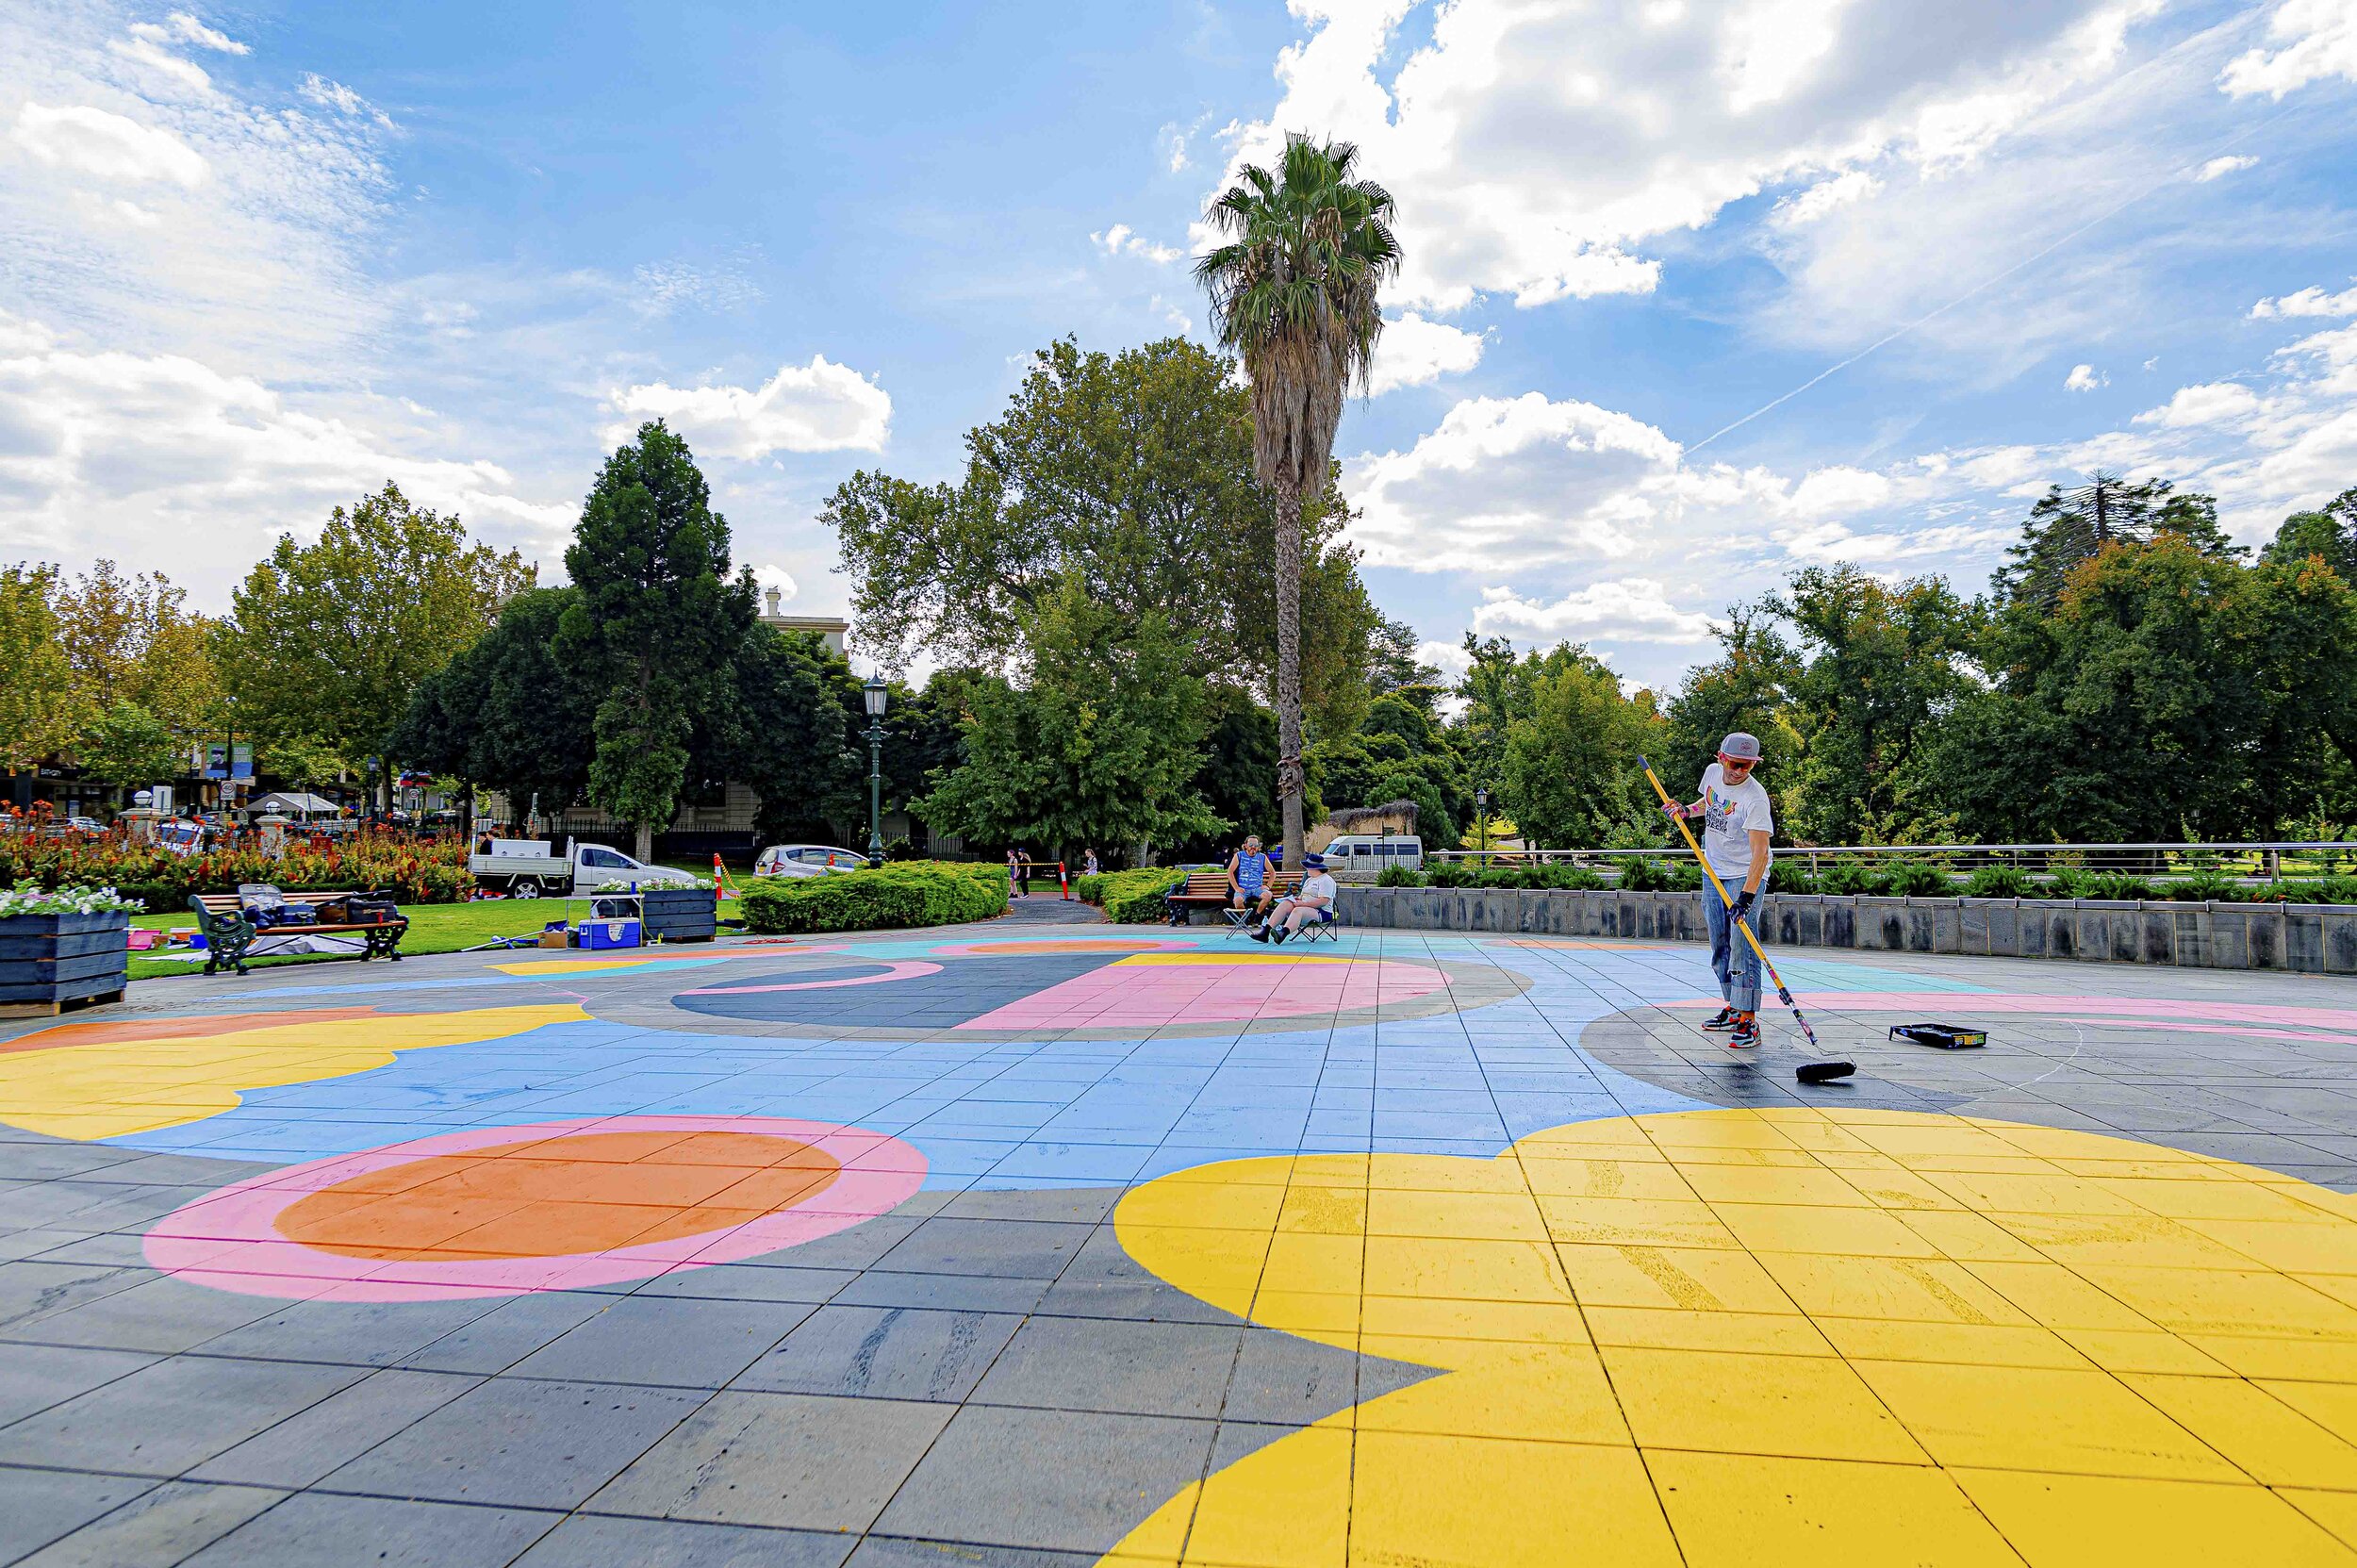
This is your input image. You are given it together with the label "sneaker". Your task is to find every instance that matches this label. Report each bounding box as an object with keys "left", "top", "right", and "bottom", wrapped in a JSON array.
[
  {"left": 1728, "top": 1016, "right": 1760, "bottom": 1049},
  {"left": 1701, "top": 1007, "right": 1739, "bottom": 1032}
]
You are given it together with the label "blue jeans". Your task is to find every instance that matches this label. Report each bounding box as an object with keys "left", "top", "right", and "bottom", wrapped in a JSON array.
[{"left": 1705, "top": 879, "right": 1760, "bottom": 1013}]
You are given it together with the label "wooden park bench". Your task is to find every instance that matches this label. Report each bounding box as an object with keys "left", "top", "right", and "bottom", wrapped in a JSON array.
[
  {"left": 188, "top": 892, "right": 409, "bottom": 977},
  {"left": 1162, "top": 868, "right": 1304, "bottom": 926}
]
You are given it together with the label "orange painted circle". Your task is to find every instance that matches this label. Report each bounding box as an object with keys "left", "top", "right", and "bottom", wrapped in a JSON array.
[{"left": 273, "top": 1130, "right": 841, "bottom": 1262}]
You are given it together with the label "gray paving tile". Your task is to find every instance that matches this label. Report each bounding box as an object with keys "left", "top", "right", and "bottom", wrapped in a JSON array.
[
  {"left": 627, "top": 1263, "right": 852, "bottom": 1305},
  {"left": 732, "top": 1306, "right": 1022, "bottom": 1402},
  {"left": 0, "top": 1468, "right": 155, "bottom": 1566},
  {"left": 973, "top": 1315, "right": 1240, "bottom": 1420},
  {"left": 0, "top": 1232, "right": 92, "bottom": 1267},
  {"left": 1029, "top": 1279, "right": 1235, "bottom": 1325},
  {"left": 877, "top": 1219, "right": 1091, "bottom": 1279},
  {"left": 4, "top": 1276, "right": 286, "bottom": 1355},
  {"left": 16, "top": 1478, "right": 285, "bottom": 1567},
  {"left": 874, "top": 1405, "right": 1214, "bottom": 1554},
  {"left": 395, "top": 1293, "right": 609, "bottom": 1375},
  {"left": 321, "top": 1377, "right": 703, "bottom": 1510},
  {"left": 832, "top": 1273, "right": 1049, "bottom": 1314},
  {"left": 0, "top": 1263, "right": 140, "bottom": 1333},
  {"left": 513, "top": 1514, "right": 852, "bottom": 1568},
  {"left": 0, "top": 1344, "right": 156, "bottom": 1428},
  {"left": 589, "top": 1390, "right": 950, "bottom": 1531},
  {"left": 509, "top": 1297, "right": 812, "bottom": 1389},
  {"left": 1219, "top": 1330, "right": 1432, "bottom": 1427},
  {"left": 187, "top": 1369, "right": 484, "bottom": 1489},
  {"left": 844, "top": 1539, "right": 1092, "bottom": 1568},
  {"left": 179, "top": 1493, "right": 558, "bottom": 1568},
  {"left": 0, "top": 1355, "right": 367, "bottom": 1476},
  {"left": 198, "top": 1298, "right": 503, "bottom": 1369}
]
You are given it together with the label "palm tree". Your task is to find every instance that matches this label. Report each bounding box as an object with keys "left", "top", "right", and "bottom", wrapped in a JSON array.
[{"left": 1196, "top": 135, "right": 1401, "bottom": 865}]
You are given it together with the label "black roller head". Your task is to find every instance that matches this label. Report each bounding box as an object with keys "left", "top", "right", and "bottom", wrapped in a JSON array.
[{"left": 1795, "top": 1060, "right": 1856, "bottom": 1084}]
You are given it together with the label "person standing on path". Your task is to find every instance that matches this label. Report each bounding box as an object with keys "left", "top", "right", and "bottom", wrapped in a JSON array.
[
  {"left": 1007, "top": 848, "right": 1027, "bottom": 897},
  {"left": 1661, "top": 732, "right": 1774, "bottom": 1049}
]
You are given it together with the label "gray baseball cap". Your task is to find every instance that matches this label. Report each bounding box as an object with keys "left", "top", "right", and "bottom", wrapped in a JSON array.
[{"left": 1719, "top": 732, "right": 1762, "bottom": 760}]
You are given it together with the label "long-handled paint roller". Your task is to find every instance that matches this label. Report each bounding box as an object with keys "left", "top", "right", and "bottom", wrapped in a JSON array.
[{"left": 1636, "top": 754, "right": 1821, "bottom": 1054}]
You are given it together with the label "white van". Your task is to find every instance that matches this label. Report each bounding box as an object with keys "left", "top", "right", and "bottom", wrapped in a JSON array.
[{"left": 1320, "top": 834, "right": 1424, "bottom": 872}]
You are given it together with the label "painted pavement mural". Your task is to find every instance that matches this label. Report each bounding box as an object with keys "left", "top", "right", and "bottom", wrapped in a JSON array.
[{"left": 5, "top": 923, "right": 2357, "bottom": 1564}]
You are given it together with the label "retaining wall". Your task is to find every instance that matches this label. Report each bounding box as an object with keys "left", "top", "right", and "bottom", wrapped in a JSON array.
[{"left": 1332, "top": 887, "right": 2357, "bottom": 976}]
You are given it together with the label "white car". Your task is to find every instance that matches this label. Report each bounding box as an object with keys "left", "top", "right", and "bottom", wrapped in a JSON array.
[{"left": 754, "top": 844, "right": 871, "bottom": 878}]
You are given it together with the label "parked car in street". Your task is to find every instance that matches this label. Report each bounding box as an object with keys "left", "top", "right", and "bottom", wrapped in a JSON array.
[
  {"left": 467, "top": 837, "right": 701, "bottom": 899},
  {"left": 753, "top": 844, "right": 870, "bottom": 878}
]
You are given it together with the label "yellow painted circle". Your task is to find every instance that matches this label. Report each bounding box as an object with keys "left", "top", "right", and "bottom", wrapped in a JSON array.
[{"left": 1106, "top": 1108, "right": 2357, "bottom": 1567}]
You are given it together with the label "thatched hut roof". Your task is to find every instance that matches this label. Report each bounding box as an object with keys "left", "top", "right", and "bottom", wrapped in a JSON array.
[{"left": 1327, "top": 800, "right": 1420, "bottom": 832}]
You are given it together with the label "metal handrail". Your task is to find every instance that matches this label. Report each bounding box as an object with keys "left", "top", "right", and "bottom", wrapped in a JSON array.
[{"left": 1430, "top": 841, "right": 2352, "bottom": 859}]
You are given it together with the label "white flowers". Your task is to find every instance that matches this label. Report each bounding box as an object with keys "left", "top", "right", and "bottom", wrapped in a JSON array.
[{"left": 0, "top": 880, "right": 146, "bottom": 917}]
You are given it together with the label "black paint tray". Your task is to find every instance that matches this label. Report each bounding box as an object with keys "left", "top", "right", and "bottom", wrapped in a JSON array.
[{"left": 1889, "top": 1022, "right": 1986, "bottom": 1050}]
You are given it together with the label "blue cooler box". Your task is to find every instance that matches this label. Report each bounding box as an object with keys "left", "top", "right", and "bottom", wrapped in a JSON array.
[{"left": 580, "top": 917, "right": 642, "bottom": 950}]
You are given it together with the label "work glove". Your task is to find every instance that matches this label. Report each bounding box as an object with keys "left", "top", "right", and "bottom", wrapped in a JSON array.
[{"left": 1728, "top": 889, "right": 1755, "bottom": 922}]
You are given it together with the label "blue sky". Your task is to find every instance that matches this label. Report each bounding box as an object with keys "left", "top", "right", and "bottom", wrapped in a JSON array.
[{"left": 3, "top": 0, "right": 2353, "bottom": 689}]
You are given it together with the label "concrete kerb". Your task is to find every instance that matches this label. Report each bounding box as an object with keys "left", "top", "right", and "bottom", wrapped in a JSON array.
[{"left": 1336, "top": 885, "right": 2352, "bottom": 973}]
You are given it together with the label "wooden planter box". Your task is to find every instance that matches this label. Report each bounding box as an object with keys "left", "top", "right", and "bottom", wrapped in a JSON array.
[
  {"left": 0, "top": 909, "right": 130, "bottom": 1016},
  {"left": 640, "top": 886, "right": 718, "bottom": 943}
]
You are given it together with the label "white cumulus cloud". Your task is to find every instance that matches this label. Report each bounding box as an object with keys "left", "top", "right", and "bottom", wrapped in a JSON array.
[
  {"left": 127, "top": 11, "right": 246, "bottom": 54},
  {"left": 1367, "top": 313, "right": 1483, "bottom": 395},
  {"left": 2066, "top": 363, "right": 2106, "bottom": 391},
  {"left": 608, "top": 356, "right": 894, "bottom": 459},
  {"left": 11, "top": 103, "right": 208, "bottom": 187},
  {"left": 2219, "top": 0, "right": 2357, "bottom": 99},
  {"left": 2133, "top": 381, "right": 2261, "bottom": 428},
  {"left": 1090, "top": 223, "right": 1184, "bottom": 264},
  {"left": 2195, "top": 154, "right": 2257, "bottom": 181},
  {"left": 1209, "top": 0, "right": 2163, "bottom": 313},
  {"left": 1472, "top": 580, "right": 1719, "bottom": 645},
  {"left": 2252, "top": 281, "right": 2357, "bottom": 320}
]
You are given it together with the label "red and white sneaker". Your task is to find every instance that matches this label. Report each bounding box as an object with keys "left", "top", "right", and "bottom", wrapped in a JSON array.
[
  {"left": 1701, "top": 1007, "right": 1739, "bottom": 1032},
  {"left": 1727, "top": 1016, "right": 1760, "bottom": 1049}
]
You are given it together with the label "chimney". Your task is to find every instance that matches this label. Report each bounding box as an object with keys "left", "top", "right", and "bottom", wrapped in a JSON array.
[{"left": 763, "top": 586, "right": 782, "bottom": 618}]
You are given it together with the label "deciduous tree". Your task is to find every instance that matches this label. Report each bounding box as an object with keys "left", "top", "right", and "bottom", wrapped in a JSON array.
[{"left": 230, "top": 484, "right": 534, "bottom": 809}]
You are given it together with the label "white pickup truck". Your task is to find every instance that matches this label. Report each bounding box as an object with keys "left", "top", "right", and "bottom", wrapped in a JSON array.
[{"left": 467, "top": 838, "right": 701, "bottom": 900}]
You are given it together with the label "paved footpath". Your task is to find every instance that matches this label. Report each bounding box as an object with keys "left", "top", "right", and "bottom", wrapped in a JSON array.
[{"left": 4, "top": 922, "right": 2357, "bottom": 1566}]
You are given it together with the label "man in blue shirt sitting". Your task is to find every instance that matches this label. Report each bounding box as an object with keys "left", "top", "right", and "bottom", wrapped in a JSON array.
[{"left": 1227, "top": 834, "right": 1277, "bottom": 931}]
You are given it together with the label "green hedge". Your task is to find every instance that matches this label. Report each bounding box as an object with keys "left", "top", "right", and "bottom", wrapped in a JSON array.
[
  {"left": 738, "top": 860, "right": 1009, "bottom": 933},
  {"left": 1077, "top": 867, "right": 1186, "bottom": 923}
]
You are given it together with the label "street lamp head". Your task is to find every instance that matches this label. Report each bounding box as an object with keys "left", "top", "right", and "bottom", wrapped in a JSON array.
[
  {"left": 863, "top": 673, "right": 889, "bottom": 718},
  {"left": 1475, "top": 786, "right": 1489, "bottom": 808}
]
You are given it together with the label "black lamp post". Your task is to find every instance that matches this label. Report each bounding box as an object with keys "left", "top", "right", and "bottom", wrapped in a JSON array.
[
  {"left": 1475, "top": 785, "right": 1489, "bottom": 868},
  {"left": 863, "top": 674, "right": 889, "bottom": 868}
]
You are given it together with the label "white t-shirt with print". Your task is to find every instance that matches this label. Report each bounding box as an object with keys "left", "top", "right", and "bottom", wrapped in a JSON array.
[
  {"left": 1299, "top": 871, "right": 1338, "bottom": 905},
  {"left": 1697, "top": 763, "right": 1774, "bottom": 889}
]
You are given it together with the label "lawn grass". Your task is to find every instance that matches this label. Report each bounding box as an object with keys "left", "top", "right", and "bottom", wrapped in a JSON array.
[{"left": 126, "top": 890, "right": 738, "bottom": 982}]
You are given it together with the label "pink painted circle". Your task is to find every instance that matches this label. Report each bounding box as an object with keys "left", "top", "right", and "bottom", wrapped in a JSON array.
[{"left": 143, "top": 1114, "right": 926, "bottom": 1302}]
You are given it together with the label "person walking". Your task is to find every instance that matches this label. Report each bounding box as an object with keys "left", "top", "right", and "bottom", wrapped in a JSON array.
[
  {"left": 1006, "top": 847, "right": 1026, "bottom": 897},
  {"left": 1661, "top": 733, "right": 1774, "bottom": 1049}
]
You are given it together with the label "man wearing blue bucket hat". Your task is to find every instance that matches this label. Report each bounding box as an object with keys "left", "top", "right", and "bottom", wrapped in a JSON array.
[
  {"left": 1251, "top": 851, "right": 1336, "bottom": 944},
  {"left": 1661, "top": 732, "right": 1773, "bottom": 1048}
]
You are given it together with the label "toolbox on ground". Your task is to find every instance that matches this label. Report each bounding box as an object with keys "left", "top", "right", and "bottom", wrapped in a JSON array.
[{"left": 1889, "top": 1023, "right": 1987, "bottom": 1050}]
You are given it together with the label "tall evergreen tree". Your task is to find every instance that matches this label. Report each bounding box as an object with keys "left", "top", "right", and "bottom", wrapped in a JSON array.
[
  {"left": 1995, "top": 471, "right": 2240, "bottom": 606},
  {"left": 557, "top": 422, "right": 757, "bottom": 860}
]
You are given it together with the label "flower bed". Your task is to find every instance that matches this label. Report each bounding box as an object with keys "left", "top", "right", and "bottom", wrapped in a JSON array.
[
  {"left": 738, "top": 861, "right": 1009, "bottom": 934},
  {"left": 0, "top": 831, "right": 475, "bottom": 906}
]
